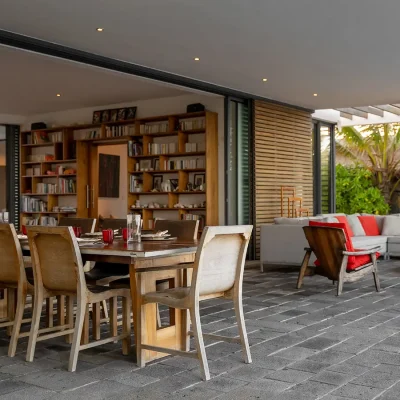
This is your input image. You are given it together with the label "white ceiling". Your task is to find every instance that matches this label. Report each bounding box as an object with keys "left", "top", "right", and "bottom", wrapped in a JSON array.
[
  {"left": 0, "top": 46, "right": 191, "bottom": 115},
  {"left": 1, "top": 0, "right": 400, "bottom": 109}
]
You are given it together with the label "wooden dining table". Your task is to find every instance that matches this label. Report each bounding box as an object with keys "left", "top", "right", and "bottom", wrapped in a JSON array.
[{"left": 20, "top": 238, "right": 198, "bottom": 364}]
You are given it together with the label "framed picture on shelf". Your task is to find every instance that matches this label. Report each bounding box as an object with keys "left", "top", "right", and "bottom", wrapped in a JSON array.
[
  {"left": 117, "top": 108, "right": 126, "bottom": 121},
  {"left": 126, "top": 107, "right": 137, "bottom": 120},
  {"left": 92, "top": 110, "right": 102, "bottom": 123},
  {"left": 170, "top": 178, "right": 178, "bottom": 191},
  {"left": 101, "top": 110, "right": 110, "bottom": 122},
  {"left": 154, "top": 159, "right": 160, "bottom": 171},
  {"left": 139, "top": 159, "right": 152, "bottom": 171},
  {"left": 153, "top": 175, "right": 163, "bottom": 191},
  {"left": 110, "top": 109, "right": 118, "bottom": 122},
  {"left": 194, "top": 173, "right": 205, "bottom": 189}
]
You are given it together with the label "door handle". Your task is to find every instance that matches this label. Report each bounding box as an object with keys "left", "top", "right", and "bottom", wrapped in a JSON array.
[
  {"left": 91, "top": 186, "right": 95, "bottom": 208},
  {"left": 86, "top": 185, "right": 89, "bottom": 209}
]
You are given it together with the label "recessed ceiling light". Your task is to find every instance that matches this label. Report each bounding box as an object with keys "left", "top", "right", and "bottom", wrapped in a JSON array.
[
  {"left": 56, "top": 94, "right": 61, "bottom": 97},
  {"left": 96, "top": 28, "right": 104, "bottom": 32},
  {"left": 262, "top": 78, "right": 268, "bottom": 82},
  {"left": 194, "top": 57, "right": 200, "bottom": 61},
  {"left": 313, "top": 93, "right": 318, "bottom": 97}
]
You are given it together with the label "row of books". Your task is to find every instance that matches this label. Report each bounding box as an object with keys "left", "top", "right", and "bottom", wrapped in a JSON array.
[
  {"left": 59, "top": 178, "right": 76, "bottom": 194},
  {"left": 27, "top": 154, "right": 55, "bottom": 162},
  {"left": 165, "top": 158, "right": 205, "bottom": 170},
  {"left": 128, "top": 141, "right": 143, "bottom": 156},
  {"left": 179, "top": 118, "right": 205, "bottom": 131},
  {"left": 105, "top": 125, "right": 135, "bottom": 137},
  {"left": 74, "top": 129, "right": 100, "bottom": 140},
  {"left": 25, "top": 166, "right": 41, "bottom": 176},
  {"left": 140, "top": 122, "right": 169, "bottom": 134},
  {"left": 148, "top": 143, "right": 177, "bottom": 155},
  {"left": 184, "top": 142, "right": 204, "bottom": 152},
  {"left": 26, "top": 131, "right": 63, "bottom": 144},
  {"left": 129, "top": 176, "right": 143, "bottom": 192},
  {"left": 21, "top": 196, "right": 47, "bottom": 212},
  {"left": 35, "top": 179, "right": 76, "bottom": 194},
  {"left": 36, "top": 183, "right": 57, "bottom": 194},
  {"left": 21, "top": 216, "right": 64, "bottom": 226}
]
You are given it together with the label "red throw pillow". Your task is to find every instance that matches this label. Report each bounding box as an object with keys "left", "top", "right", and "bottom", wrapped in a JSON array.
[
  {"left": 335, "top": 216, "right": 354, "bottom": 237},
  {"left": 357, "top": 216, "right": 380, "bottom": 236},
  {"left": 308, "top": 221, "right": 379, "bottom": 271}
]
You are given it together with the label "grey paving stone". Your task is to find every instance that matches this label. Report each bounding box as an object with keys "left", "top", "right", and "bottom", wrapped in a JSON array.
[
  {"left": 133, "top": 362, "right": 184, "bottom": 378},
  {"left": 308, "top": 349, "right": 354, "bottom": 364},
  {"left": 351, "top": 370, "right": 400, "bottom": 389},
  {"left": 0, "top": 380, "right": 30, "bottom": 396},
  {"left": 216, "top": 385, "right": 279, "bottom": 399},
  {"left": 273, "top": 346, "right": 318, "bottom": 360},
  {"left": 195, "top": 376, "right": 246, "bottom": 393},
  {"left": 0, "top": 386, "right": 55, "bottom": 400},
  {"left": 326, "top": 362, "right": 370, "bottom": 376},
  {"left": 247, "top": 378, "right": 294, "bottom": 392},
  {"left": 297, "top": 337, "right": 340, "bottom": 351},
  {"left": 282, "top": 380, "right": 336, "bottom": 398},
  {"left": 288, "top": 359, "right": 330, "bottom": 373},
  {"left": 143, "top": 371, "right": 202, "bottom": 393},
  {"left": 330, "top": 383, "right": 384, "bottom": 399},
  {"left": 108, "top": 371, "right": 160, "bottom": 387},
  {"left": 310, "top": 370, "right": 353, "bottom": 386},
  {"left": 225, "top": 364, "right": 270, "bottom": 382},
  {"left": 378, "top": 381, "right": 400, "bottom": 400},
  {"left": 263, "top": 368, "right": 314, "bottom": 383},
  {"left": 0, "top": 363, "right": 41, "bottom": 376}
]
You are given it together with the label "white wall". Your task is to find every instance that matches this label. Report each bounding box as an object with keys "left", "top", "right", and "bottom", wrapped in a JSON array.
[
  {"left": 24, "top": 93, "right": 226, "bottom": 224},
  {"left": 97, "top": 144, "right": 127, "bottom": 219},
  {"left": 0, "top": 114, "right": 25, "bottom": 125}
]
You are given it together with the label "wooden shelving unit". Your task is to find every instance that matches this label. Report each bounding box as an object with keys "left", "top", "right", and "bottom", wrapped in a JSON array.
[{"left": 19, "top": 110, "right": 218, "bottom": 230}]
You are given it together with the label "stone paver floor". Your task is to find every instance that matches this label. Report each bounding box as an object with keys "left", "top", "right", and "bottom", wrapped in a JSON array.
[{"left": 2, "top": 260, "right": 400, "bottom": 399}]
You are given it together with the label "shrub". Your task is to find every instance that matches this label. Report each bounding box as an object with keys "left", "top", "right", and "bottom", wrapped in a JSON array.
[{"left": 336, "top": 164, "right": 389, "bottom": 215}]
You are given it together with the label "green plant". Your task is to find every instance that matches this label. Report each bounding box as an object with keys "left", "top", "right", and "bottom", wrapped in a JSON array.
[
  {"left": 336, "top": 124, "right": 400, "bottom": 204},
  {"left": 336, "top": 164, "right": 389, "bottom": 215}
]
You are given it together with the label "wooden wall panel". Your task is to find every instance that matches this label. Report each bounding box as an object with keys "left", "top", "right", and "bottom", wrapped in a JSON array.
[{"left": 254, "top": 101, "right": 313, "bottom": 258}]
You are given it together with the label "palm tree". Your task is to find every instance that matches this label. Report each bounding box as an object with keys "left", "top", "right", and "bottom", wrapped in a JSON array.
[{"left": 336, "top": 123, "right": 400, "bottom": 204}]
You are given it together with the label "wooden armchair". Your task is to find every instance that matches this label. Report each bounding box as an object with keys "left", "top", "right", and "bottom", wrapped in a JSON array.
[
  {"left": 137, "top": 225, "right": 253, "bottom": 381},
  {"left": 297, "top": 226, "right": 380, "bottom": 296},
  {"left": 154, "top": 219, "right": 199, "bottom": 240},
  {"left": 26, "top": 226, "right": 131, "bottom": 372}
]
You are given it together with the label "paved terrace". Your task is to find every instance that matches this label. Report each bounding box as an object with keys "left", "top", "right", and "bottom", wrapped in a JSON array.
[{"left": 2, "top": 261, "right": 400, "bottom": 399}]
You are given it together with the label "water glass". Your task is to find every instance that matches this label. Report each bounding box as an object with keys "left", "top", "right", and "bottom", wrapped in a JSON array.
[{"left": 127, "top": 214, "right": 141, "bottom": 243}]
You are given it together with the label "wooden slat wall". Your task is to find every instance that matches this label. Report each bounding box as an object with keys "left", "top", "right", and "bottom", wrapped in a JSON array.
[{"left": 254, "top": 100, "right": 313, "bottom": 258}]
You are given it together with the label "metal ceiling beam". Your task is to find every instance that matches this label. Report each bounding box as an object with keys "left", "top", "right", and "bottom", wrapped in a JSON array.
[
  {"left": 374, "top": 105, "right": 400, "bottom": 116},
  {"left": 353, "top": 106, "right": 384, "bottom": 117},
  {"left": 335, "top": 108, "right": 368, "bottom": 119},
  {"left": 338, "top": 111, "right": 353, "bottom": 120}
]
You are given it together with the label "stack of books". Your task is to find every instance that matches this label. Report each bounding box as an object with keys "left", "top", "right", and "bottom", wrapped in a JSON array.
[
  {"left": 21, "top": 196, "right": 47, "bottom": 212},
  {"left": 140, "top": 122, "right": 169, "bottom": 134},
  {"left": 148, "top": 143, "right": 177, "bottom": 155},
  {"left": 59, "top": 178, "right": 76, "bottom": 194},
  {"left": 179, "top": 118, "right": 205, "bottom": 131}
]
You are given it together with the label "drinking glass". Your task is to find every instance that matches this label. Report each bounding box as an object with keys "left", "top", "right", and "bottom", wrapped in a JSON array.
[
  {"left": 102, "top": 229, "right": 114, "bottom": 244},
  {"left": 72, "top": 226, "right": 82, "bottom": 238},
  {"left": 127, "top": 214, "right": 141, "bottom": 243}
]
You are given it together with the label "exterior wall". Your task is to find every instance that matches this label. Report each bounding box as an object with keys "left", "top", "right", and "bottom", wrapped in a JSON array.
[{"left": 254, "top": 100, "right": 313, "bottom": 258}]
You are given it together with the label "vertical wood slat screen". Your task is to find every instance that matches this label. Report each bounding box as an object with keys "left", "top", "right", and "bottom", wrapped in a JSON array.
[{"left": 254, "top": 101, "right": 313, "bottom": 258}]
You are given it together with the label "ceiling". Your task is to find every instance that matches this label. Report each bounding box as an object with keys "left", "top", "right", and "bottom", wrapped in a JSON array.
[
  {"left": 0, "top": 46, "right": 191, "bottom": 115},
  {"left": 1, "top": 0, "right": 400, "bottom": 109}
]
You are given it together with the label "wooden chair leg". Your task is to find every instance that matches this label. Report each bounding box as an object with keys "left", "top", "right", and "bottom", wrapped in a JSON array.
[
  {"left": 92, "top": 302, "right": 101, "bottom": 340},
  {"left": 8, "top": 289, "right": 26, "bottom": 357},
  {"left": 337, "top": 256, "right": 347, "bottom": 296},
  {"left": 81, "top": 304, "right": 90, "bottom": 345},
  {"left": 156, "top": 304, "right": 162, "bottom": 329},
  {"left": 372, "top": 254, "right": 380, "bottom": 292},
  {"left": 57, "top": 295, "right": 65, "bottom": 327},
  {"left": 6, "top": 288, "right": 16, "bottom": 336},
  {"left": 46, "top": 297, "right": 54, "bottom": 328},
  {"left": 68, "top": 299, "right": 87, "bottom": 372},
  {"left": 66, "top": 296, "right": 74, "bottom": 344},
  {"left": 122, "top": 297, "right": 131, "bottom": 355},
  {"left": 109, "top": 297, "right": 118, "bottom": 338},
  {"left": 189, "top": 306, "right": 210, "bottom": 381},
  {"left": 26, "top": 292, "right": 44, "bottom": 362},
  {"left": 233, "top": 294, "right": 252, "bottom": 364},
  {"left": 296, "top": 250, "right": 312, "bottom": 289}
]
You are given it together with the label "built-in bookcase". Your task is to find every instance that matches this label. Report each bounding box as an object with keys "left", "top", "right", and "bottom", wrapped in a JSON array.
[{"left": 19, "top": 110, "right": 218, "bottom": 230}]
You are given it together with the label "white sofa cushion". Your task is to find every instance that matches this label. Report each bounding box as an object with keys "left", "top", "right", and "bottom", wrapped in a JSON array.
[
  {"left": 274, "top": 217, "right": 323, "bottom": 226},
  {"left": 319, "top": 213, "right": 346, "bottom": 218},
  {"left": 347, "top": 214, "right": 365, "bottom": 236},
  {"left": 387, "top": 236, "right": 400, "bottom": 244},
  {"left": 382, "top": 216, "right": 400, "bottom": 236},
  {"left": 352, "top": 236, "right": 387, "bottom": 254}
]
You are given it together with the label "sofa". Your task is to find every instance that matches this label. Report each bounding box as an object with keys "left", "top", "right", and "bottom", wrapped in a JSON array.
[{"left": 260, "top": 213, "right": 400, "bottom": 272}]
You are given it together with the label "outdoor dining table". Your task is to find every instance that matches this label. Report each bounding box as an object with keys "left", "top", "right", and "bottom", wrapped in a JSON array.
[{"left": 19, "top": 238, "right": 198, "bottom": 364}]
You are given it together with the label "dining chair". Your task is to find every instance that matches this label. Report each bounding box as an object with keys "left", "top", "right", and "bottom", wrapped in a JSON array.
[
  {"left": 0, "top": 223, "right": 35, "bottom": 357},
  {"left": 136, "top": 225, "right": 253, "bottom": 381},
  {"left": 58, "top": 217, "right": 97, "bottom": 234},
  {"left": 110, "top": 219, "right": 200, "bottom": 328},
  {"left": 26, "top": 226, "right": 131, "bottom": 372}
]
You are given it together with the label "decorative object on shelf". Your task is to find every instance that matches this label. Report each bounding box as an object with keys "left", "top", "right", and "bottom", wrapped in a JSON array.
[
  {"left": 161, "top": 180, "right": 171, "bottom": 192},
  {"left": 186, "top": 103, "right": 205, "bottom": 113},
  {"left": 117, "top": 108, "right": 126, "bottom": 121},
  {"left": 154, "top": 159, "right": 160, "bottom": 171},
  {"left": 92, "top": 111, "right": 102, "bottom": 123},
  {"left": 186, "top": 182, "right": 193, "bottom": 191},
  {"left": 126, "top": 107, "right": 137, "bottom": 120},
  {"left": 110, "top": 109, "right": 118, "bottom": 122},
  {"left": 31, "top": 122, "right": 47, "bottom": 130},
  {"left": 169, "top": 179, "right": 178, "bottom": 191},
  {"left": 153, "top": 175, "right": 163, "bottom": 191},
  {"left": 194, "top": 174, "right": 205, "bottom": 189},
  {"left": 99, "top": 154, "right": 120, "bottom": 198},
  {"left": 101, "top": 110, "right": 110, "bottom": 123},
  {"left": 139, "top": 159, "right": 152, "bottom": 171}
]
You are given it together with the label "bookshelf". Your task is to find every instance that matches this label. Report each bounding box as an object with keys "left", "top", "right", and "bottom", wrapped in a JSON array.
[{"left": 19, "top": 110, "right": 218, "bottom": 230}]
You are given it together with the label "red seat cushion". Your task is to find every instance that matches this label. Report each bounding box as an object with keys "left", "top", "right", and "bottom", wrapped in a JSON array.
[
  {"left": 335, "top": 216, "right": 354, "bottom": 237},
  {"left": 309, "top": 221, "right": 379, "bottom": 271},
  {"left": 357, "top": 215, "right": 380, "bottom": 236}
]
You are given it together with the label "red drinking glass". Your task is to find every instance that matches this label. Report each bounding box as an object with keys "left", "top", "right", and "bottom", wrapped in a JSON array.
[
  {"left": 72, "top": 226, "right": 82, "bottom": 238},
  {"left": 102, "top": 229, "right": 114, "bottom": 244},
  {"left": 122, "top": 227, "right": 129, "bottom": 242},
  {"left": 21, "top": 225, "right": 27, "bottom": 235}
]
